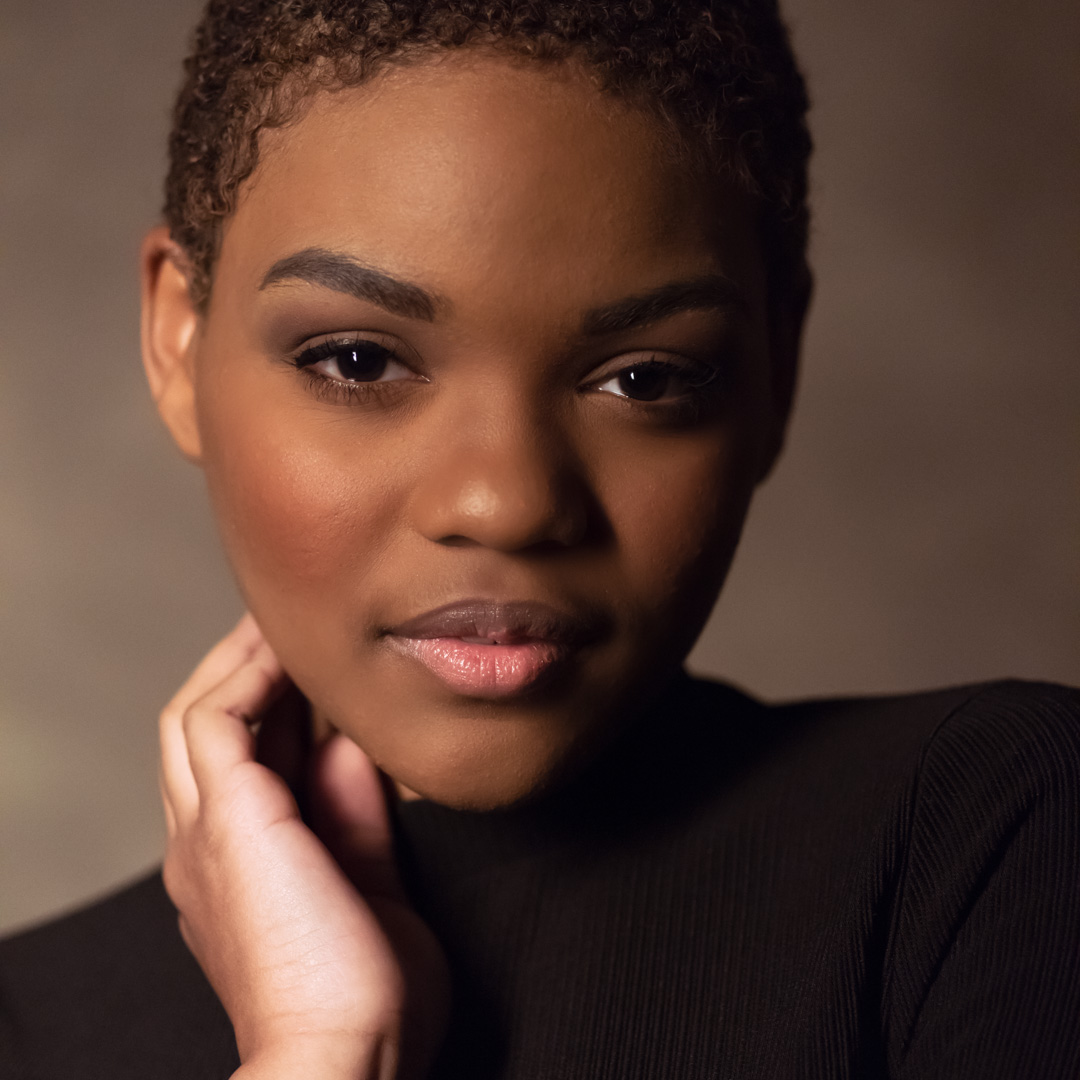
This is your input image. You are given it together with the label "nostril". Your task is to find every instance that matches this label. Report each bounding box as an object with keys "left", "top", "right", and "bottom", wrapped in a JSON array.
[{"left": 436, "top": 535, "right": 481, "bottom": 548}]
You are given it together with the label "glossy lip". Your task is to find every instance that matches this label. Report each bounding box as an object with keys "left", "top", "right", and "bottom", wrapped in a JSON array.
[{"left": 384, "top": 599, "right": 601, "bottom": 699}]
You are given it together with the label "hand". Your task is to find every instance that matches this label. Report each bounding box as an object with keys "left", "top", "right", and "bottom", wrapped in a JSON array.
[{"left": 159, "top": 615, "right": 450, "bottom": 1079}]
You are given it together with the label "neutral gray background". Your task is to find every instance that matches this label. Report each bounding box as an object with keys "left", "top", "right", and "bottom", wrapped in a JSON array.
[{"left": 1, "top": 1, "right": 1077, "bottom": 934}]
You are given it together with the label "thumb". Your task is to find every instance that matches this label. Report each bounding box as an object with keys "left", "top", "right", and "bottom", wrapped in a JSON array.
[{"left": 308, "top": 733, "right": 405, "bottom": 901}]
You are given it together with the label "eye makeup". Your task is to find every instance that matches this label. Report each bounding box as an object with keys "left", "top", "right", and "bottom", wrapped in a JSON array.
[
  {"left": 582, "top": 346, "right": 732, "bottom": 427},
  {"left": 283, "top": 327, "right": 733, "bottom": 423},
  {"left": 286, "top": 334, "right": 426, "bottom": 407}
]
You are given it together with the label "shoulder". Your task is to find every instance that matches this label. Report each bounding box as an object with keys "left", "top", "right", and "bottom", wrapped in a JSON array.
[
  {"left": 862, "top": 682, "right": 1080, "bottom": 1074},
  {"left": 2, "top": 872, "right": 179, "bottom": 975},
  {"left": 682, "top": 675, "right": 1080, "bottom": 866},
  {"left": 0, "top": 873, "right": 237, "bottom": 1079},
  {"left": 878, "top": 679, "right": 1080, "bottom": 911},
  {"left": 827, "top": 678, "right": 1080, "bottom": 906},
  {"left": 703, "top": 677, "right": 1080, "bottom": 1074},
  {"left": 913, "top": 678, "right": 1080, "bottom": 791},
  {"left": 749, "top": 676, "right": 1080, "bottom": 799},
  {"left": 805, "top": 678, "right": 1080, "bottom": 821}
]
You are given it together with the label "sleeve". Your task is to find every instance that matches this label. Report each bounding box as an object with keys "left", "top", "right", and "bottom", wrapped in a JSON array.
[{"left": 884, "top": 681, "right": 1080, "bottom": 1079}]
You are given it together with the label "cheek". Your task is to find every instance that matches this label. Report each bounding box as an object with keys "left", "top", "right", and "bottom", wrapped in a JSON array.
[
  {"left": 603, "top": 430, "right": 758, "bottom": 630},
  {"left": 197, "top": 382, "right": 397, "bottom": 648}
]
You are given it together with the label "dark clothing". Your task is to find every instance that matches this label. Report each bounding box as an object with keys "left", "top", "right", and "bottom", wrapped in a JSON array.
[{"left": 2, "top": 677, "right": 1079, "bottom": 1078}]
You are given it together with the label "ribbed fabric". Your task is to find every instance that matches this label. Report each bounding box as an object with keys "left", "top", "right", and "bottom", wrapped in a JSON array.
[{"left": 1, "top": 677, "right": 1078, "bottom": 1079}]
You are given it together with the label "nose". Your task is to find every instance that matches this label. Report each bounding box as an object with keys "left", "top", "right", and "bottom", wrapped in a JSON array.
[{"left": 410, "top": 404, "right": 590, "bottom": 553}]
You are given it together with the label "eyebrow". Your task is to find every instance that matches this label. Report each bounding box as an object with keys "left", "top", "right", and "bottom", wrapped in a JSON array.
[
  {"left": 259, "top": 248, "right": 442, "bottom": 321},
  {"left": 581, "top": 274, "right": 743, "bottom": 336}
]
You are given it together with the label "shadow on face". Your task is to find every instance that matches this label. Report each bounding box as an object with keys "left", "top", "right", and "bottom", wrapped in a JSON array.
[{"left": 141, "top": 50, "right": 797, "bottom": 809}]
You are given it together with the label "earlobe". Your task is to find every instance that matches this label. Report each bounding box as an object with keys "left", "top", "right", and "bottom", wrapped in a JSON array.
[{"left": 140, "top": 225, "right": 203, "bottom": 463}]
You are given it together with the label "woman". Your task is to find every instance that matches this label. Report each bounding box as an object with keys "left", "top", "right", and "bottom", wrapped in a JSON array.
[{"left": 2, "top": 2, "right": 1077, "bottom": 1078}]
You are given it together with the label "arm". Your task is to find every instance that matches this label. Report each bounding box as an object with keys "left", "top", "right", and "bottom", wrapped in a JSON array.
[
  {"left": 232, "top": 1037, "right": 398, "bottom": 1080},
  {"left": 158, "top": 615, "right": 450, "bottom": 1079}
]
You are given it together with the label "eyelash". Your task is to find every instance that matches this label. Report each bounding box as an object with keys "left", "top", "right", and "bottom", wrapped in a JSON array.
[
  {"left": 288, "top": 337, "right": 726, "bottom": 419},
  {"left": 289, "top": 336, "right": 417, "bottom": 406},
  {"left": 589, "top": 356, "right": 724, "bottom": 414}
]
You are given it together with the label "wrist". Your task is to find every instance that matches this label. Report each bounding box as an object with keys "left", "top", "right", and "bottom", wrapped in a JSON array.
[{"left": 232, "top": 1032, "right": 401, "bottom": 1080}]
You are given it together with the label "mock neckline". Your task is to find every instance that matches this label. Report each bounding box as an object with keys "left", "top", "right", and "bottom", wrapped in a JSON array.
[{"left": 391, "top": 673, "right": 762, "bottom": 877}]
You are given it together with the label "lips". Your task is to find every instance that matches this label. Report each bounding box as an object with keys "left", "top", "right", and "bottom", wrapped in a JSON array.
[{"left": 385, "top": 600, "right": 599, "bottom": 699}]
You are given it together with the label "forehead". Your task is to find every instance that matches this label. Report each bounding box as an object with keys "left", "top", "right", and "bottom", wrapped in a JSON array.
[{"left": 218, "top": 51, "right": 763, "bottom": 325}]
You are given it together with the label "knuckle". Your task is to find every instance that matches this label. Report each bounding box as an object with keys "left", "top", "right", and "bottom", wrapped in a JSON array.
[
  {"left": 161, "top": 851, "right": 186, "bottom": 905},
  {"left": 181, "top": 700, "right": 221, "bottom": 748},
  {"left": 176, "top": 913, "right": 195, "bottom": 952},
  {"left": 159, "top": 703, "right": 182, "bottom": 734},
  {"left": 180, "top": 701, "right": 204, "bottom": 738}
]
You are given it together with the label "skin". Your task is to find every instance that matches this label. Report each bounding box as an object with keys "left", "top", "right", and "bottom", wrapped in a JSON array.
[
  {"left": 142, "top": 51, "right": 805, "bottom": 1078},
  {"left": 157, "top": 617, "right": 449, "bottom": 1080}
]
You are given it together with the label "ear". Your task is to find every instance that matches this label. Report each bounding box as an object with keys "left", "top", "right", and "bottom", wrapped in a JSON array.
[
  {"left": 757, "top": 261, "right": 812, "bottom": 483},
  {"left": 140, "top": 225, "right": 203, "bottom": 463}
]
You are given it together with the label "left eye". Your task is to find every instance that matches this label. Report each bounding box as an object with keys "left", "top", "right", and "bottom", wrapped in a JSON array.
[
  {"left": 594, "top": 359, "right": 713, "bottom": 402},
  {"left": 300, "top": 340, "right": 413, "bottom": 383}
]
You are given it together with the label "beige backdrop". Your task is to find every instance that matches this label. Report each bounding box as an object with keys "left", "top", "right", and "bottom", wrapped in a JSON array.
[{"left": 2, "top": 0, "right": 1077, "bottom": 934}]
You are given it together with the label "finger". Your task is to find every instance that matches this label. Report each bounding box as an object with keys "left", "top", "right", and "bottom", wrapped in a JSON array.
[
  {"left": 254, "top": 683, "right": 312, "bottom": 796},
  {"left": 166, "top": 612, "right": 264, "bottom": 720},
  {"left": 160, "top": 697, "right": 201, "bottom": 825},
  {"left": 159, "top": 614, "right": 263, "bottom": 825},
  {"left": 159, "top": 766, "right": 179, "bottom": 839},
  {"left": 308, "top": 733, "right": 405, "bottom": 900},
  {"left": 183, "top": 640, "right": 290, "bottom": 797}
]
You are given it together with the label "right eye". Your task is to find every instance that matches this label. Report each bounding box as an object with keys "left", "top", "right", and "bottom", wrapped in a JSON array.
[{"left": 294, "top": 338, "right": 414, "bottom": 384}]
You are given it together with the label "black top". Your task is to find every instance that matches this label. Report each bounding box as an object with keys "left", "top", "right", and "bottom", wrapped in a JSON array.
[{"left": 2, "top": 677, "right": 1079, "bottom": 1079}]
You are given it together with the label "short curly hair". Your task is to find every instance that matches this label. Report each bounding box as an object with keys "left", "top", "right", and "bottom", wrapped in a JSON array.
[{"left": 165, "top": 0, "right": 812, "bottom": 309}]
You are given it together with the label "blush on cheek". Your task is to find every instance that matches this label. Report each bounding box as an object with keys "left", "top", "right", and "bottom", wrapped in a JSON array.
[{"left": 201, "top": 412, "right": 396, "bottom": 634}]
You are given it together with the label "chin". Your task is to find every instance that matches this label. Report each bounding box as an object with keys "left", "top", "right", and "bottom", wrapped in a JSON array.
[
  {"left": 405, "top": 771, "right": 550, "bottom": 813},
  {"left": 354, "top": 703, "right": 608, "bottom": 812}
]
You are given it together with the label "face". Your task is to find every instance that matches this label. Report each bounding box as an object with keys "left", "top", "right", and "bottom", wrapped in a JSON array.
[{"left": 143, "top": 52, "right": 797, "bottom": 809}]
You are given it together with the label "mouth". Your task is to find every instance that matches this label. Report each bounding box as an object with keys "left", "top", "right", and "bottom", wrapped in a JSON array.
[{"left": 384, "top": 599, "right": 600, "bottom": 699}]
